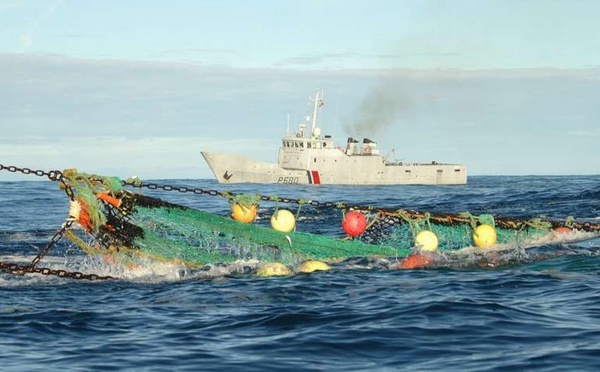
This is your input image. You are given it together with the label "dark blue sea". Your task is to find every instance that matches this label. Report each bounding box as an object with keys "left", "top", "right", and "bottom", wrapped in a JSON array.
[{"left": 1, "top": 175, "right": 600, "bottom": 371}]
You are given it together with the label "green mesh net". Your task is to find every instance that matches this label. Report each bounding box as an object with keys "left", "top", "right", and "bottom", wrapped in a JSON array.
[
  {"left": 366, "top": 219, "right": 549, "bottom": 251},
  {"left": 131, "top": 206, "right": 405, "bottom": 267},
  {"left": 59, "top": 170, "right": 595, "bottom": 268}
]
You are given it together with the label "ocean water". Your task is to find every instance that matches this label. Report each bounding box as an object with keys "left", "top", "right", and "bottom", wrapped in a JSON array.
[{"left": 1, "top": 175, "right": 600, "bottom": 371}]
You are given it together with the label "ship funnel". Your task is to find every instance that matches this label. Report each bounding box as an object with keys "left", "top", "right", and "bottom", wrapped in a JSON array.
[
  {"left": 362, "top": 138, "right": 378, "bottom": 155},
  {"left": 346, "top": 137, "right": 359, "bottom": 155}
]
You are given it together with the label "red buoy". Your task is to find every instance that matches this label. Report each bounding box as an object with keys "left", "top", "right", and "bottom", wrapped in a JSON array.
[
  {"left": 554, "top": 227, "right": 571, "bottom": 234},
  {"left": 342, "top": 211, "right": 367, "bottom": 237}
]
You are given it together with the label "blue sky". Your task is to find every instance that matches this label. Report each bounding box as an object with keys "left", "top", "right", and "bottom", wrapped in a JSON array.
[{"left": 1, "top": 0, "right": 600, "bottom": 180}]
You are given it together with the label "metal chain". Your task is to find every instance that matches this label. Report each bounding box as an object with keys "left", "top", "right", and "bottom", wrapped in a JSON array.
[
  {"left": 0, "top": 163, "right": 74, "bottom": 200},
  {"left": 4, "top": 164, "right": 596, "bottom": 231},
  {"left": 2, "top": 164, "right": 599, "bottom": 281},
  {"left": 122, "top": 180, "right": 600, "bottom": 233},
  {"left": 0, "top": 261, "right": 114, "bottom": 280},
  {"left": 0, "top": 163, "right": 111, "bottom": 279},
  {"left": 30, "top": 220, "right": 73, "bottom": 267},
  {"left": 0, "top": 216, "right": 115, "bottom": 280},
  {"left": 123, "top": 180, "right": 345, "bottom": 209},
  {"left": 0, "top": 163, "right": 62, "bottom": 181}
]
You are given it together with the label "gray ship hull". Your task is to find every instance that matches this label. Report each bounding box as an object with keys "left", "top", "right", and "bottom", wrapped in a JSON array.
[{"left": 202, "top": 151, "right": 467, "bottom": 185}]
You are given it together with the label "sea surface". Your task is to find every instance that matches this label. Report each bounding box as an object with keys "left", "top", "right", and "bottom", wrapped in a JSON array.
[{"left": 1, "top": 175, "right": 600, "bottom": 371}]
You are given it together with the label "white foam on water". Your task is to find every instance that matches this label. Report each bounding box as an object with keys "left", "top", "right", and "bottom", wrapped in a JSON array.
[
  {"left": 7, "top": 232, "right": 36, "bottom": 242},
  {"left": 2, "top": 228, "right": 599, "bottom": 285}
]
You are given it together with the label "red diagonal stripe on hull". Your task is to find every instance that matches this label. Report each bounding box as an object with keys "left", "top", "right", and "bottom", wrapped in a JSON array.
[{"left": 311, "top": 170, "right": 321, "bottom": 185}]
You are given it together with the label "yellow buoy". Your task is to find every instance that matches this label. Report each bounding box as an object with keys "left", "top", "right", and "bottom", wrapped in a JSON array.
[
  {"left": 298, "top": 260, "right": 330, "bottom": 273},
  {"left": 270, "top": 209, "right": 296, "bottom": 232},
  {"left": 256, "top": 262, "right": 292, "bottom": 277},
  {"left": 473, "top": 224, "right": 497, "bottom": 248},
  {"left": 415, "top": 230, "right": 438, "bottom": 252}
]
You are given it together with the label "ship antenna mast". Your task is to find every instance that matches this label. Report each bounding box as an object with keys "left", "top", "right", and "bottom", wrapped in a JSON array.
[{"left": 311, "top": 90, "right": 322, "bottom": 134}]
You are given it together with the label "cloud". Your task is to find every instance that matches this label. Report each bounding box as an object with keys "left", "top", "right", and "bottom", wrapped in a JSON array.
[
  {"left": 1, "top": 53, "right": 600, "bottom": 180},
  {"left": 570, "top": 129, "right": 600, "bottom": 137},
  {"left": 278, "top": 51, "right": 361, "bottom": 67},
  {"left": 0, "top": 135, "right": 273, "bottom": 180},
  {"left": 17, "top": 32, "right": 32, "bottom": 53},
  {"left": 13, "top": 0, "right": 64, "bottom": 53},
  {"left": 0, "top": 0, "right": 25, "bottom": 11}
]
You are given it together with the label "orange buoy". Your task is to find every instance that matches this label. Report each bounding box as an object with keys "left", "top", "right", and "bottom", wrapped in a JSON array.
[
  {"left": 96, "top": 192, "right": 122, "bottom": 208},
  {"left": 396, "top": 253, "right": 432, "bottom": 269},
  {"left": 342, "top": 211, "right": 367, "bottom": 237},
  {"left": 231, "top": 202, "right": 258, "bottom": 223},
  {"left": 554, "top": 227, "right": 572, "bottom": 234}
]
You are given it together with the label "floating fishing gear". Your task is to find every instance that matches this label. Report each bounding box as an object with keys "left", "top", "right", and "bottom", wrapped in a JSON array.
[
  {"left": 298, "top": 260, "right": 331, "bottom": 273},
  {"left": 1, "top": 163, "right": 600, "bottom": 280},
  {"left": 270, "top": 209, "right": 296, "bottom": 233},
  {"left": 473, "top": 224, "right": 498, "bottom": 249},
  {"left": 256, "top": 262, "right": 293, "bottom": 277},
  {"left": 230, "top": 193, "right": 260, "bottom": 223},
  {"left": 59, "top": 170, "right": 598, "bottom": 266},
  {"left": 342, "top": 210, "right": 368, "bottom": 237},
  {"left": 414, "top": 230, "right": 439, "bottom": 252}
]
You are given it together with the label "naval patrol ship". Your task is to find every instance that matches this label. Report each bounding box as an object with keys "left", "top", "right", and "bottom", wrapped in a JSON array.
[{"left": 201, "top": 91, "right": 467, "bottom": 185}]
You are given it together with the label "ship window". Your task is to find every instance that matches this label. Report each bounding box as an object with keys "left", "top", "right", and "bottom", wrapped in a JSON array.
[
  {"left": 314, "top": 158, "right": 316, "bottom": 163},
  {"left": 405, "top": 170, "right": 411, "bottom": 173},
  {"left": 437, "top": 169, "right": 443, "bottom": 173}
]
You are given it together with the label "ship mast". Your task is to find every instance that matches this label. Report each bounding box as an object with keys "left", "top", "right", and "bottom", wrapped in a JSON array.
[{"left": 311, "top": 90, "right": 322, "bottom": 135}]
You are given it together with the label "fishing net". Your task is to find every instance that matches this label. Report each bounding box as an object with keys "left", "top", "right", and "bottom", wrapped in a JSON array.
[
  {"left": 361, "top": 211, "right": 555, "bottom": 250},
  {"left": 57, "top": 169, "right": 597, "bottom": 269}
]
